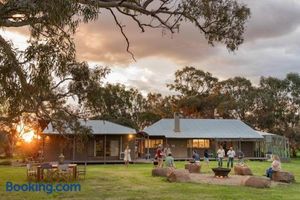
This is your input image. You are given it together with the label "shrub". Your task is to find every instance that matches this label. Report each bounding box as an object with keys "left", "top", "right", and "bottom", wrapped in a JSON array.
[{"left": 0, "top": 160, "right": 12, "bottom": 165}]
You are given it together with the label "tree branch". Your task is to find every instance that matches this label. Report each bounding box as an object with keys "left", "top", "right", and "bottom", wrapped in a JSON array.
[{"left": 107, "top": 8, "right": 136, "bottom": 61}]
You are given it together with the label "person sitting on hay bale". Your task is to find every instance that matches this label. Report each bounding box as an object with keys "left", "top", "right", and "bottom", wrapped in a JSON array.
[
  {"left": 266, "top": 155, "right": 281, "bottom": 178},
  {"left": 165, "top": 153, "right": 176, "bottom": 169}
]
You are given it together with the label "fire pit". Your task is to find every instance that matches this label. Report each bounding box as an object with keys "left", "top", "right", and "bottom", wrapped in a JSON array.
[{"left": 212, "top": 167, "right": 231, "bottom": 177}]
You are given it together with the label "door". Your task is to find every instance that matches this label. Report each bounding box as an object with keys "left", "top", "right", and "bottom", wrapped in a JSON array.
[
  {"left": 241, "top": 142, "right": 254, "bottom": 157},
  {"left": 110, "top": 140, "right": 119, "bottom": 157},
  {"left": 168, "top": 139, "right": 187, "bottom": 158}
]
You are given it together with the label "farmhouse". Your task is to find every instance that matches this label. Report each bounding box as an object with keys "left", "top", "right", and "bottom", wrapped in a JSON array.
[
  {"left": 42, "top": 120, "right": 136, "bottom": 163},
  {"left": 141, "top": 114, "right": 265, "bottom": 159},
  {"left": 41, "top": 116, "right": 290, "bottom": 163}
]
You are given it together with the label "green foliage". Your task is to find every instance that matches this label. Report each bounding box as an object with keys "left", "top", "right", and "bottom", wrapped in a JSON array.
[
  {"left": 0, "top": 0, "right": 251, "bottom": 156},
  {"left": 0, "top": 160, "right": 12, "bottom": 165},
  {"left": 165, "top": 67, "right": 300, "bottom": 155},
  {"left": 167, "top": 66, "right": 218, "bottom": 96},
  {"left": 85, "top": 84, "right": 172, "bottom": 130}
]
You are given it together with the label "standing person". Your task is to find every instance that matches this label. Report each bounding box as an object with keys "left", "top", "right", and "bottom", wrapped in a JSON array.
[
  {"left": 164, "top": 144, "right": 172, "bottom": 158},
  {"left": 165, "top": 153, "right": 176, "bottom": 169},
  {"left": 266, "top": 155, "right": 281, "bottom": 178},
  {"left": 124, "top": 145, "right": 131, "bottom": 167},
  {"left": 227, "top": 147, "right": 236, "bottom": 168},
  {"left": 192, "top": 150, "right": 201, "bottom": 165},
  {"left": 217, "top": 146, "right": 225, "bottom": 167},
  {"left": 156, "top": 144, "right": 164, "bottom": 168},
  {"left": 204, "top": 149, "right": 209, "bottom": 167}
]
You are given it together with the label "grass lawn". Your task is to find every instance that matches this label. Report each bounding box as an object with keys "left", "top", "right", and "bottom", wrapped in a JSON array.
[{"left": 0, "top": 159, "right": 299, "bottom": 200}]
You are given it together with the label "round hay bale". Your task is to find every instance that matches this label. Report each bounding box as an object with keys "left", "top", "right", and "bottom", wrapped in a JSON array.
[
  {"left": 188, "top": 163, "right": 201, "bottom": 173},
  {"left": 244, "top": 176, "right": 271, "bottom": 188},
  {"left": 184, "top": 163, "right": 190, "bottom": 169},
  {"left": 167, "top": 170, "right": 191, "bottom": 182},
  {"left": 152, "top": 168, "right": 168, "bottom": 177},
  {"left": 272, "top": 171, "right": 295, "bottom": 183},
  {"left": 234, "top": 165, "right": 253, "bottom": 176}
]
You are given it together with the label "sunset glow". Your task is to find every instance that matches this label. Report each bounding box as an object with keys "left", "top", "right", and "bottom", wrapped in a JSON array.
[{"left": 16, "top": 122, "right": 36, "bottom": 143}]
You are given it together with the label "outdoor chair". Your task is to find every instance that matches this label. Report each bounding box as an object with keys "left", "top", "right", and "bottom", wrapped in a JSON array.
[
  {"left": 41, "top": 163, "right": 57, "bottom": 182},
  {"left": 58, "top": 164, "right": 72, "bottom": 182},
  {"left": 26, "top": 163, "right": 37, "bottom": 181},
  {"left": 77, "top": 162, "right": 87, "bottom": 180}
]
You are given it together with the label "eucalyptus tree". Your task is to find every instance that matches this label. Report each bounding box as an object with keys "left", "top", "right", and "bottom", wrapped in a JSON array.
[
  {"left": 84, "top": 83, "right": 147, "bottom": 130},
  {"left": 217, "top": 77, "right": 255, "bottom": 121},
  {"left": 167, "top": 66, "right": 219, "bottom": 117}
]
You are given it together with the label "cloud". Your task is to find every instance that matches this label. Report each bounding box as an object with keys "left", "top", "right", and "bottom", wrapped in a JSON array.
[
  {"left": 242, "top": 0, "right": 300, "bottom": 41},
  {"left": 74, "top": 9, "right": 219, "bottom": 65},
  {"left": 3, "top": 0, "right": 300, "bottom": 95}
]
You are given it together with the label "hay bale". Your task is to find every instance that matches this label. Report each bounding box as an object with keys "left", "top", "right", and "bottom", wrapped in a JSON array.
[
  {"left": 272, "top": 171, "right": 295, "bottom": 183},
  {"left": 234, "top": 165, "right": 253, "bottom": 176},
  {"left": 185, "top": 163, "right": 201, "bottom": 173},
  {"left": 244, "top": 176, "right": 271, "bottom": 188},
  {"left": 188, "top": 163, "right": 201, "bottom": 173},
  {"left": 184, "top": 163, "right": 190, "bottom": 169},
  {"left": 167, "top": 170, "right": 191, "bottom": 182},
  {"left": 152, "top": 168, "right": 169, "bottom": 177}
]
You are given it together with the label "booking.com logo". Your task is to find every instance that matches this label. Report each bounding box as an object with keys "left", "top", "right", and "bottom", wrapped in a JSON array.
[{"left": 6, "top": 182, "right": 81, "bottom": 194}]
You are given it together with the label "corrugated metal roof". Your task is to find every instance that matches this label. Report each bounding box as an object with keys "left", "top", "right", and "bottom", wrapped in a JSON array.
[
  {"left": 43, "top": 120, "right": 136, "bottom": 135},
  {"left": 143, "top": 119, "right": 263, "bottom": 139},
  {"left": 257, "top": 131, "right": 287, "bottom": 140},
  {"left": 256, "top": 131, "right": 275, "bottom": 136}
]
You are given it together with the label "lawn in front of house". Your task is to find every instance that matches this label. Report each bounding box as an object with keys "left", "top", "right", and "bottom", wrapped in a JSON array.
[{"left": 0, "top": 159, "right": 299, "bottom": 200}]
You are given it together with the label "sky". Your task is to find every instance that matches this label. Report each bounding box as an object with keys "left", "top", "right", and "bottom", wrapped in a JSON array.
[{"left": 2, "top": 0, "right": 300, "bottom": 95}]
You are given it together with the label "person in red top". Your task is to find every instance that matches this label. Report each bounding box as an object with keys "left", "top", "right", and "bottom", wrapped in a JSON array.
[{"left": 156, "top": 144, "right": 164, "bottom": 168}]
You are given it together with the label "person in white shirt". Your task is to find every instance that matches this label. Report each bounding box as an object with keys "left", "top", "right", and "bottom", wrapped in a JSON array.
[
  {"left": 227, "top": 147, "right": 236, "bottom": 168},
  {"left": 217, "top": 146, "right": 225, "bottom": 167}
]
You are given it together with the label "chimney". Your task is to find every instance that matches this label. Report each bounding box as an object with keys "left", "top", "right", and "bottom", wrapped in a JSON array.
[
  {"left": 214, "top": 108, "right": 220, "bottom": 119},
  {"left": 214, "top": 108, "right": 223, "bottom": 119},
  {"left": 174, "top": 112, "right": 180, "bottom": 133}
]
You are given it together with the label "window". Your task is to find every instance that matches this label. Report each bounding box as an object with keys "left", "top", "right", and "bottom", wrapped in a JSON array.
[
  {"left": 187, "top": 139, "right": 210, "bottom": 148},
  {"left": 145, "top": 139, "right": 163, "bottom": 148}
]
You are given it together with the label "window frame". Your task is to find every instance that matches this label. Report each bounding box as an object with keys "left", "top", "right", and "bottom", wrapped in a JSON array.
[
  {"left": 145, "top": 139, "right": 163, "bottom": 148},
  {"left": 187, "top": 139, "right": 210, "bottom": 148}
]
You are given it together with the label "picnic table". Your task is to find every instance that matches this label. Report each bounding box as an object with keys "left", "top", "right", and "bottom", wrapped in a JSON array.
[{"left": 37, "top": 163, "right": 77, "bottom": 181}]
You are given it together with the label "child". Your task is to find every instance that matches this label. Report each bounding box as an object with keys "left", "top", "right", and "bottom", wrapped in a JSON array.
[{"left": 204, "top": 149, "right": 209, "bottom": 167}]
